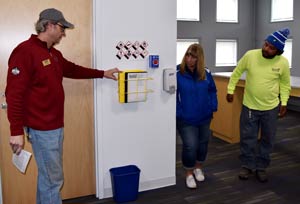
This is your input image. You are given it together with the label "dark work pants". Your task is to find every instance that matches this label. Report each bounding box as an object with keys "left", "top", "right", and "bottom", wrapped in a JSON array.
[{"left": 239, "top": 105, "right": 279, "bottom": 170}]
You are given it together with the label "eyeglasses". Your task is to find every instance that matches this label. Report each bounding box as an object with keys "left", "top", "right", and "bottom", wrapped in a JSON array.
[{"left": 56, "top": 23, "right": 65, "bottom": 32}]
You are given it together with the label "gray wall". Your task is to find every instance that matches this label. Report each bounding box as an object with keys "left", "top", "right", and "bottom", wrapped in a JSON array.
[
  {"left": 255, "top": 0, "right": 300, "bottom": 76},
  {"left": 255, "top": 0, "right": 300, "bottom": 110},
  {"left": 178, "top": 0, "right": 300, "bottom": 77},
  {"left": 177, "top": 0, "right": 255, "bottom": 73}
]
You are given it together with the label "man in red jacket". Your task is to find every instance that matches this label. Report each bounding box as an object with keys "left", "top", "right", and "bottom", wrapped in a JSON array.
[{"left": 6, "top": 8, "right": 120, "bottom": 204}]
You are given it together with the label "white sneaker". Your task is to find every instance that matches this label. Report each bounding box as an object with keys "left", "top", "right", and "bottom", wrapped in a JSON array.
[
  {"left": 186, "top": 175, "right": 197, "bottom": 189},
  {"left": 193, "top": 168, "right": 205, "bottom": 182}
]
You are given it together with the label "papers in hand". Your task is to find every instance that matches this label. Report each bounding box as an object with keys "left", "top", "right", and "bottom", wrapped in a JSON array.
[{"left": 12, "top": 150, "right": 32, "bottom": 173}]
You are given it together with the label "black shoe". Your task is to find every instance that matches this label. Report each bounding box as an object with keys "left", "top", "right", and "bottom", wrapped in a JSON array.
[
  {"left": 256, "top": 170, "right": 268, "bottom": 183},
  {"left": 238, "top": 167, "right": 252, "bottom": 180}
]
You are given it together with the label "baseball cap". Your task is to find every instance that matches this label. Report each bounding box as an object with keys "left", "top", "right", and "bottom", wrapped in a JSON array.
[{"left": 39, "top": 8, "right": 74, "bottom": 29}]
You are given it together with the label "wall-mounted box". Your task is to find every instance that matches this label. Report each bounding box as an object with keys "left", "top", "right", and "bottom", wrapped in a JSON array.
[
  {"left": 118, "top": 70, "right": 153, "bottom": 103},
  {"left": 163, "top": 68, "right": 176, "bottom": 94},
  {"left": 149, "top": 55, "right": 159, "bottom": 68}
]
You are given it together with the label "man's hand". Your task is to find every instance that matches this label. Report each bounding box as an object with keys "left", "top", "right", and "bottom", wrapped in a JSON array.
[
  {"left": 9, "top": 135, "right": 24, "bottom": 155},
  {"left": 226, "top": 94, "right": 234, "bottom": 103},
  {"left": 279, "top": 105, "right": 287, "bottom": 118},
  {"left": 103, "top": 68, "right": 122, "bottom": 81}
]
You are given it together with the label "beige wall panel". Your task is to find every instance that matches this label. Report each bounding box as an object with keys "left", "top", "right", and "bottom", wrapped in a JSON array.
[
  {"left": 0, "top": 0, "right": 95, "bottom": 203},
  {"left": 210, "top": 77, "right": 244, "bottom": 143}
]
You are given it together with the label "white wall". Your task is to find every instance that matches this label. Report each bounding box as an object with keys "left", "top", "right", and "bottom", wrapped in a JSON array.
[{"left": 93, "top": 0, "right": 177, "bottom": 199}]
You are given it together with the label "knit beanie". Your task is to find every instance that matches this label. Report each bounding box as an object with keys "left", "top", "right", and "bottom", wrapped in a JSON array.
[{"left": 265, "top": 28, "right": 290, "bottom": 52}]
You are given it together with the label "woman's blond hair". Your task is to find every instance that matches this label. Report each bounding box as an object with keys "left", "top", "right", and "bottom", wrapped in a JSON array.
[{"left": 179, "top": 43, "right": 206, "bottom": 80}]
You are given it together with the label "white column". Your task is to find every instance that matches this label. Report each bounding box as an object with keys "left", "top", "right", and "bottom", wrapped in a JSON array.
[{"left": 93, "top": 0, "right": 176, "bottom": 198}]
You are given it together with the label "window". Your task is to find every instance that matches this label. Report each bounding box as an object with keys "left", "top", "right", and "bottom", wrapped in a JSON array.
[
  {"left": 282, "top": 39, "right": 293, "bottom": 68},
  {"left": 271, "top": 0, "right": 293, "bottom": 22},
  {"left": 176, "top": 39, "right": 199, "bottom": 64},
  {"left": 216, "top": 0, "right": 238, "bottom": 23},
  {"left": 177, "top": 0, "right": 200, "bottom": 21},
  {"left": 215, "top": 39, "right": 237, "bottom": 66}
]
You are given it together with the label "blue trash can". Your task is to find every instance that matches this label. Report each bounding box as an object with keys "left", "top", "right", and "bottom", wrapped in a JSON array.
[{"left": 109, "top": 165, "right": 140, "bottom": 203}]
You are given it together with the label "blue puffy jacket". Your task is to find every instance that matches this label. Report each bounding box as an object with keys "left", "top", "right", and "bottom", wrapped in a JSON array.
[{"left": 176, "top": 65, "right": 218, "bottom": 126}]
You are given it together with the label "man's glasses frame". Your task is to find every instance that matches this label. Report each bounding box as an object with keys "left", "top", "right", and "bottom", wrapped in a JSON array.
[{"left": 56, "top": 23, "right": 65, "bottom": 32}]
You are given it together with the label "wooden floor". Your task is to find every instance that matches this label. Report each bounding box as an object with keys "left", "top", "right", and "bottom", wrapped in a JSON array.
[{"left": 63, "top": 110, "right": 300, "bottom": 204}]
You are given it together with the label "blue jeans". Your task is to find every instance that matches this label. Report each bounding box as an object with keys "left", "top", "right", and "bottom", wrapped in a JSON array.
[
  {"left": 177, "top": 120, "right": 211, "bottom": 170},
  {"left": 239, "top": 105, "right": 279, "bottom": 170},
  {"left": 27, "top": 127, "right": 64, "bottom": 204}
]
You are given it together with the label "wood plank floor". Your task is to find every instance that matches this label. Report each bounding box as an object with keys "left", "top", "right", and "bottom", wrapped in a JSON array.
[{"left": 63, "top": 110, "right": 300, "bottom": 204}]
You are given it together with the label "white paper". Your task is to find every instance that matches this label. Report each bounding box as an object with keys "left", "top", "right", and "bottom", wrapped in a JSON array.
[
  {"left": 127, "top": 72, "right": 148, "bottom": 102},
  {"left": 12, "top": 150, "right": 32, "bottom": 173}
]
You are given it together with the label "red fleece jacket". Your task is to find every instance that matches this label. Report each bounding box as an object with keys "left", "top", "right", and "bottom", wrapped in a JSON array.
[{"left": 6, "top": 35, "right": 104, "bottom": 136}]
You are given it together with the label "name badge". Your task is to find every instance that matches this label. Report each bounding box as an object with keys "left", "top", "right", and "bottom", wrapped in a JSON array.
[{"left": 42, "top": 59, "right": 51, "bottom": 66}]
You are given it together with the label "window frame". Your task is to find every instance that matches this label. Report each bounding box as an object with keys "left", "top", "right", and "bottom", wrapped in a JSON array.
[
  {"left": 216, "top": 0, "right": 239, "bottom": 23},
  {"left": 177, "top": 0, "right": 200, "bottom": 21},
  {"left": 176, "top": 39, "right": 200, "bottom": 65},
  {"left": 215, "top": 39, "right": 238, "bottom": 67},
  {"left": 271, "top": 0, "right": 294, "bottom": 22},
  {"left": 282, "top": 38, "right": 293, "bottom": 68}
]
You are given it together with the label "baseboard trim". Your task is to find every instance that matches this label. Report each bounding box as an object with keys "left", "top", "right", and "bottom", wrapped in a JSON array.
[{"left": 103, "top": 176, "right": 176, "bottom": 198}]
